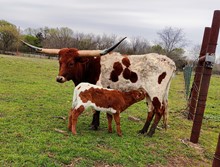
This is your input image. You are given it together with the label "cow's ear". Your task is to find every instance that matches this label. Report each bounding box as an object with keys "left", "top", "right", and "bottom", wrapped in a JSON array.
[{"left": 76, "top": 57, "right": 89, "bottom": 64}]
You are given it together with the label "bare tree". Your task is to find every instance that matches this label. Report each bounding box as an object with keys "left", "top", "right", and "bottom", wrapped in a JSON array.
[
  {"left": 157, "top": 27, "right": 188, "bottom": 70},
  {"left": 42, "top": 27, "right": 74, "bottom": 48},
  {"left": 22, "top": 26, "right": 151, "bottom": 55},
  {"left": 129, "top": 37, "right": 151, "bottom": 54},
  {"left": 24, "top": 27, "right": 37, "bottom": 36},
  {"left": 189, "top": 44, "right": 201, "bottom": 61},
  {"left": 95, "top": 34, "right": 117, "bottom": 49},
  {"left": 157, "top": 27, "right": 187, "bottom": 55},
  {"left": 72, "top": 32, "right": 97, "bottom": 49}
]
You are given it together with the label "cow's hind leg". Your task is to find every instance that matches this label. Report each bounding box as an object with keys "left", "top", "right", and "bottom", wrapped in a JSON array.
[
  {"left": 147, "top": 111, "right": 162, "bottom": 137},
  {"left": 91, "top": 110, "right": 100, "bottom": 130},
  {"left": 138, "top": 111, "right": 155, "bottom": 134}
]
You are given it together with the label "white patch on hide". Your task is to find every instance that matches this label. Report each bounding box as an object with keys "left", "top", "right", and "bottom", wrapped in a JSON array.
[{"left": 98, "top": 52, "right": 176, "bottom": 105}]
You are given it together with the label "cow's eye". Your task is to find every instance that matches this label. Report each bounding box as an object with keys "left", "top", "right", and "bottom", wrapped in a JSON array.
[{"left": 68, "top": 62, "right": 74, "bottom": 67}]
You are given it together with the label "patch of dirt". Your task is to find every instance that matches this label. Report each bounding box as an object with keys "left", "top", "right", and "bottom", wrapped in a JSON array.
[
  {"left": 64, "top": 138, "right": 211, "bottom": 167},
  {"left": 64, "top": 155, "right": 211, "bottom": 167},
  {"left": 0, "top": 112, "right": 4, "bottom": 117},
  {"left": 147, "top": 139, "right": 211, "bottom": 167},
  {"left": 179, "top": 138, "right": 204, "bottom": 154},
  {"left": 94, "top": 162, "right": 123, "bottom": 167},
  {"left": 147, "top": 156, "right": 210, "bottom": 167},
  {"left": 63, "top": 157, "right": 83, "bottom": 167},
  {"left": 63, "top": 158, "right": 123, "bottom": 167}
]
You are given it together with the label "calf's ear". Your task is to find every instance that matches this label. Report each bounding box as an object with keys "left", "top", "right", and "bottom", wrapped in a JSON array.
[
  {"left": 134, "top": 91, "right": 145, "bottom": 101},
  {"left": 133, "top": 92, "right": 141, "bottom": 100}
]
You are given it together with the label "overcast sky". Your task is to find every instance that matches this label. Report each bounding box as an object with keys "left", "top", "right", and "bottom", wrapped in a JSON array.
[{"left": 1, "top": 0, "right": 220, "bottom": 56}]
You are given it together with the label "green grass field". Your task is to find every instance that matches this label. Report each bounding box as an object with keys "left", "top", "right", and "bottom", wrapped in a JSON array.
[{"left": 0, "top": 54, "right": 219, "bottom": 167}]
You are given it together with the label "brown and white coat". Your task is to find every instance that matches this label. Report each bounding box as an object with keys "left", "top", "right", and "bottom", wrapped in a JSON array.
[
  {"left": 21, "top": 41, "right": 176, "bottom": 136},
  {"left": 68, "top": 83, "right": 146, "bottom": 136}
]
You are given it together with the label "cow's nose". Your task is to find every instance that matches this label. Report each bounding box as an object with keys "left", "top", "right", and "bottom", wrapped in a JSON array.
[{"left": 56, "top": 76, "right": 66, "bottom": 83}]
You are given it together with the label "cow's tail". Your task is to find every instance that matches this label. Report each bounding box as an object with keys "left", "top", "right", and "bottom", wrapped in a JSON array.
[
  {"left": 162, "top": 103, "right": 168, "bottom": 130},
  {"left": 162, "top": 70, "right": 175, "bottom": 130},
  {"left": 162, "top": 64, "right": 176, "bottom": 129}
]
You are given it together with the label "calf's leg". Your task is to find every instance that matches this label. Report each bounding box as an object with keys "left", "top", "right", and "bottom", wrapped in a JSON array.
[
  {"left": 68, "top": 109, "right": 73, "bottom": 131},
  {"left": 113, "top": 112, "right": 122, "bottom": 137},
  {"left": 106, "top": 113, "right": 113, "bottom": 133},
  {"left": 71, "top": 106, "right": 85, "bottom": 135}
]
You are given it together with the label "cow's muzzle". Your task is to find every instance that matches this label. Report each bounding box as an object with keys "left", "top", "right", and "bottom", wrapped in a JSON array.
[{"left": 56, "top": 76, "right": 66, "bottom": 83}]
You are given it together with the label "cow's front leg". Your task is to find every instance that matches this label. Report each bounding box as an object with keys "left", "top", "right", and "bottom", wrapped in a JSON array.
[
  {"left": 138, "top": 111, "right": 155, "bottom": 134},
  {"left": 139, "top": 101, "right": 154, "bottom": 134},
  {"left": 147, "top": 112, "right": 162, "bottom": 137},
  {"left": 91, "top": 110, "right": 100, "bottom": 130}
]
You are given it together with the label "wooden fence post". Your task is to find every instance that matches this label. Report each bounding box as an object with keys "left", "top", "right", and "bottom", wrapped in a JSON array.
[
  {"left": 188, "top": 27, "right": 211, "bottom": 120},
  {"left": 190, "top": 10, "right": 220, "bottom": 143},
  {"left": 212, "top": 133, "right": 220, "bottom": 167}
]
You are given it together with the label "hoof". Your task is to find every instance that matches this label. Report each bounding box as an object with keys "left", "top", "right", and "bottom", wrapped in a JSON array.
[
  {"left": 68, "top": 126, "right": 71, "bottom": 131},
  {"left": 71, "top": 130, "right": 77, "bottom": 135},
  {"left": 90, "top": 125, "right": 99, "bottom": 130},
  {"left": 138, "top": 129, "right": 146, "bottom": 134},
  {"left": 146, "top": 132, "right": 154, "bottom": 137},
  {"left": 117, "top": 133, "right": 122, "bottom": 137}
]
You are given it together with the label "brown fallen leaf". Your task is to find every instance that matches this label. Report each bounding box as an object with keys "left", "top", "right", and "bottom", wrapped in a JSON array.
[
  {"left": 52, "top": 116, "right": 66, "bottom": 120},
  {"left": 128, "top": 116, "right": 140, "bottom": 122},
  {"left": 54, "top": 128, "right": 68, "bottom": 136}
]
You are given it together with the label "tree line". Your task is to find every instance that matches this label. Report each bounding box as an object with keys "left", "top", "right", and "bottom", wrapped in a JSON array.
[{"left": 0, "top": 19, "right": 193, "bottom": 70}]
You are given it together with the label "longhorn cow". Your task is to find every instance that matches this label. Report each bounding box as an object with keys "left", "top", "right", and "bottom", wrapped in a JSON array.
[{"left": 22, "top": 38, "right": 176, "bottom": 137}]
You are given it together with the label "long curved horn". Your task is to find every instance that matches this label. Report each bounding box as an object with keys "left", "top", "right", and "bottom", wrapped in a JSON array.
[
  {"left": 77, "top": 37, "right": 127, "bottom": 57},
  {"left": 100, "top": 37, "right": 127, "bottom": 55},
  {"left": 21, "top": 36, "right": 126, "bottom": 56},
  {"left": 21, "top": 40, "right": 60, "bottom": 54}
]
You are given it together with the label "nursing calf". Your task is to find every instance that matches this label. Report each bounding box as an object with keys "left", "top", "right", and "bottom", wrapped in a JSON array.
[{"left": 68, "top": 83, "right": 146, "bottom": 136}]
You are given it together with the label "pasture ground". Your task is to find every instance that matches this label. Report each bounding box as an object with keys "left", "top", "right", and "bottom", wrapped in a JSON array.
[{"left": 0, "top": 54, "right": 219, "bottom": 167}]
